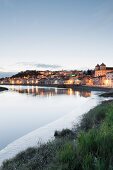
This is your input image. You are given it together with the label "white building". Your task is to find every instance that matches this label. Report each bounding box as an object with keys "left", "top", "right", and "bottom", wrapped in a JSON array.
[{"left": 106, "top": 72, "right": 113, "bottom": 87}]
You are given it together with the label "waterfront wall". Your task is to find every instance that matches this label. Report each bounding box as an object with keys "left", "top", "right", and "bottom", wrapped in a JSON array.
[{"left": 1, "top": 84, "right": 112, "bottom": 92}]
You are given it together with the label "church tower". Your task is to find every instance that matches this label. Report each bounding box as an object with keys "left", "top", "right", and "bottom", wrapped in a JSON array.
[
  {"left": 95, "top": 64, "right": 100, "bottom": 71},
  {"left": 100, "top": 63, "right": 106, "bottom": 70}
]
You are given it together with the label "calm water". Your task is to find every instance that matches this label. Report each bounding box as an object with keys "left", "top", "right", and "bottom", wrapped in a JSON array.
[{"left": 0, "top": 85, "right": 101, "bottom": 150}]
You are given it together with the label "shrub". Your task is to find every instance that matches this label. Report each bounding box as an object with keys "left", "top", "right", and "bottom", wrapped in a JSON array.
[{"left": 54, "top": 129, "right": 75, "bottom": 139}]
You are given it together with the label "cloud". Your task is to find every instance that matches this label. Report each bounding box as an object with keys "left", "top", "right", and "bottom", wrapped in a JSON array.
[
  {"left": 0, "top": 62, "right": 62, "bottom": 73},
  {"left": 34, "top": 63, "right": 61, "bottom": 69},
  {"left": 0, "top": 72, "right": 17, "bottom": 78},
  {"left": 15, "top": 62, "right": 62, "bottom": 70}
]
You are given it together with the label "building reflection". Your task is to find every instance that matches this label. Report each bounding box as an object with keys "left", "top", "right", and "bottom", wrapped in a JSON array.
[
  {"left": 10, "top": 86, "right": 91, "bottom": 98},
  {"left": 79, "top": 91, "right": 92, "bottom": 98}
]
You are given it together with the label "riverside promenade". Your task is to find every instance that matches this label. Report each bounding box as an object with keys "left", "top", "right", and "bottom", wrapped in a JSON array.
[
  {"left": 1, "top": 84, "right": 112, "bottom": 92},
  {"left": 33, "top": 84, "right": 113, "bottom": 92}
]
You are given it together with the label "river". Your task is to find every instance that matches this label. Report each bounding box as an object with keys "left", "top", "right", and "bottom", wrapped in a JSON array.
[{"left": 0, "top": 85, "right": 102, "bottom": 164}]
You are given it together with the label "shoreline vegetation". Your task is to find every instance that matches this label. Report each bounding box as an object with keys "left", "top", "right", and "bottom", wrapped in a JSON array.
[
  {"left": 1, "top": 100, "right": 113, "bottom": 170},
  {"left": 100, "top": 92, "right": 113, "bottom": 97},
  {"left": 0, "top": 87, "right": 8, "bottom": 92}
]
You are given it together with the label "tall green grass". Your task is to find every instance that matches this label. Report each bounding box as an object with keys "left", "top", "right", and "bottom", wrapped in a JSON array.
[{"left": 1, "top": 100, "right": 113, "bottom": 170}]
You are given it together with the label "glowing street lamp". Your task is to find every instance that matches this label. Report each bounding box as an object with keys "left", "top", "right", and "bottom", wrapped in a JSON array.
[
  {"left": 11, "top": 80, "right": 14, "bottom": 84},
  {"left": 105, "top": 79, "right": 109, "bottom": 86}
]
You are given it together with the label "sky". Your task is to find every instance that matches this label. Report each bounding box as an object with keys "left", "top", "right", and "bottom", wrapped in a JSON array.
[{"left": 0, "top": 0, "right": 113, "bottom": 72}]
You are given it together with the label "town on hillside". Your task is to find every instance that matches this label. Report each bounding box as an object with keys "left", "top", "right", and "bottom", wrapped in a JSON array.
[{"left": 0, "top": 63, "right": 113, "bottom": 87}]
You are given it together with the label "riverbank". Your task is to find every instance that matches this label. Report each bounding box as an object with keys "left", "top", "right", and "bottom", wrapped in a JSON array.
[
  {"left": 1, "top": 84, "right": 113, "bottom": 92},
  {"left": 100, "top": 91, "right": 113, "bottom": 97},
  {"left": 39, "top": 84, "right": 113, "bottom": 92},
  {"left": 0, "top": 87, "right": 8, "bottom": 92},
  {"left": 1, "top": 100, "right": 113, "bottom": 170}
]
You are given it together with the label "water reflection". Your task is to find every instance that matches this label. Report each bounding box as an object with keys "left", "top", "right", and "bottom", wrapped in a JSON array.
[
  {"left": 0, "top": 85, "right": 98, "bottom": 150},
  {"left": 9, "top": 86, "right": 91, "bottom": 98}
]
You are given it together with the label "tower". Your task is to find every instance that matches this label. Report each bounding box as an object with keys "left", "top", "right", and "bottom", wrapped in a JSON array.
[
  {"left": 95, "top": 64, "right": 100, "bottom": 71},
  {"left": 100, "top": 63, "right": 106, "bottom": 70}
]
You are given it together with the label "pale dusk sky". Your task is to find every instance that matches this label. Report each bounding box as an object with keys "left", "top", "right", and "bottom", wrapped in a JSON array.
[{"left": 0, "top": 0, "right": 113, "bottom": 72}]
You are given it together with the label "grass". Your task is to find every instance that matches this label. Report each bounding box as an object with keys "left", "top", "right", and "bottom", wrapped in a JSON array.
[
  {"left": 1, "top": 100, "right": 113, "bottom": 170},
  {"left": 100, "top": 92, "right": 113, "bottom": 97},
  {"left": 0, "top": 87, "right": 8, "bottom": 92}
]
